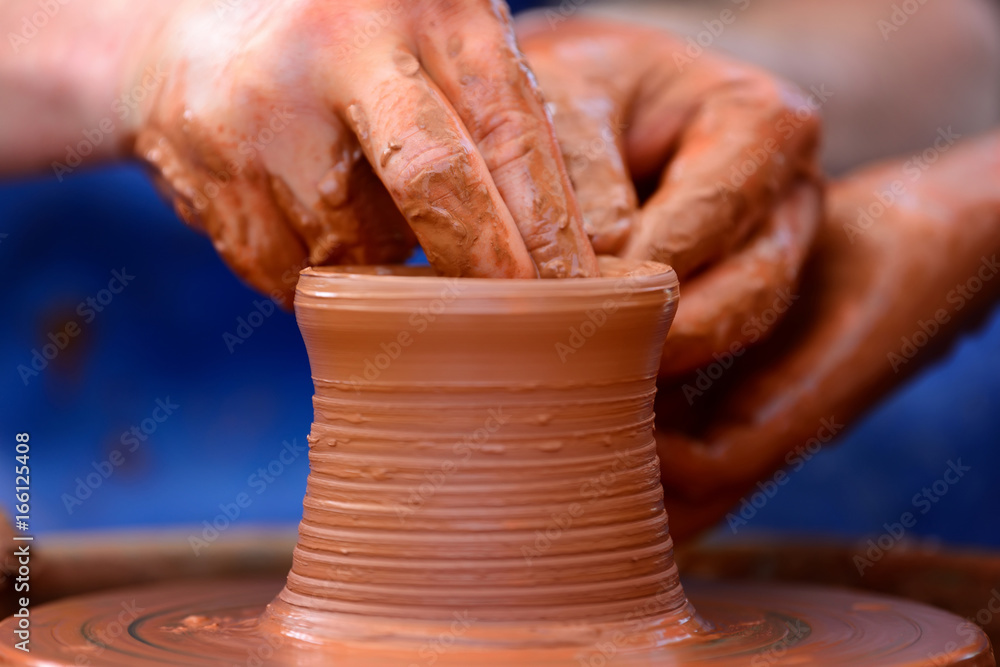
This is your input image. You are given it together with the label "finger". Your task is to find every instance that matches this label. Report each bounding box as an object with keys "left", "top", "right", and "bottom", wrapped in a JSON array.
[
  {"left": 337, "top": 155, "right": 417, "bottom": 265},
  {"left": 338, "top": 44, "right": 538, "bottom": 279},
  {"left": 201, "top": 175, "right": 308, "bottom": 309},
  {"left": 136, "top": 127, "right": 308, "bottom": 306},
  {"left": 252, "top": 111, "right": 364, "bottom": 267},
  {"left": 413, "top": 1, "right": 600, "bottom": 277},
  {"left": 136, "top": 128, "right": 207, "bottom": 232},
  {"left": 624, "top": 72, "right": 821, "bottom": 278},
  {"left": 262, "top": 115, "right": 415, "bottom": 267},
  {"left": 659, "top": 182, "right": 822, "bottom": 376},
  {"left": 266, "top": 143, "right": 357, "bottom": 267},
  {"left": 543, "top": 86, "right": 636, "bottom": 255}
]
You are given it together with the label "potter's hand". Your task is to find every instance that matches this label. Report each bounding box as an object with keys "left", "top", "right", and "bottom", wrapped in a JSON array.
[
  {"left": 652, "top": 131, "right": 1000, "bottom": 541},
  {"left": 129, "top": 0, "right": 598, "bottom": 304},
  {"left": 517, "top": 18, "right": 822, "bottom": 375}
]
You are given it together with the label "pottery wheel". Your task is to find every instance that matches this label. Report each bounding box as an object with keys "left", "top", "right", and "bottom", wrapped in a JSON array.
[{"left": 1, "top": 579, "right": 992, "bottom": 666}]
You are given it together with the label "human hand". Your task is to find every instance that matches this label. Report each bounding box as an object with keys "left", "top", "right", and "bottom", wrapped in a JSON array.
[
  {"left": 516, "top": 17, "right": 823, "bottom": 374},
  {"left": 125, "top": 0, "right": 599, "bottom": 305},
  {"left": 652, "top": 130, "right": 1000, "bottom": 541}
]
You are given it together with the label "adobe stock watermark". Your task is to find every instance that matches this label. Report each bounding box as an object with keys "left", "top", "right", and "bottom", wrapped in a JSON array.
[
  {"left": 543, "top": 0, "right": 588, "bottom": 30},
  {"left": 70, "top": 599, "right": 145, "bottom": 666},
  {"left": 888, "top": 254, "right": 998, "bottom": 373},
  {"left": 16, "top": 267, "right": 135, "bottom": 386},
  {"left": 748, "top": 619, "right": 810, "bottom": 667},
  {"left": 671, "top": 0, "right": 753, "bottom": 72},
  {"left": 394, "top": 408, "right": 510, "bottom": 523},
  {"left": 681, "top": 288, "right": 798, "bottom": 404},
  {"left": 62, "top": 397, "right": 179, "bottom": 514},
  {"left": 333, "top": 0, "right": 404, "bottom": 58},
  {"left": 405, "top": 611, "right": 477, "bottom": 667},
  {"left": 188, "top": 438, "right": 307, "bottom": 554},
  {"left": 716, "top": 84, "right": 832, "bottom": 198},
  {"left": 843, "top": 126, "right": 961, "bottom": 243},
  {"left": 220, "top": 234, "right": 341, "bottom": 354},
  {"left": 241, "top": 634, "right": 284, "bottom": 667},
  {"left": 234, "top": 233, "right": 340, "bottom": 314},
  {"left": 576, "top": 580, "right": 685, "bottom": 665},
  {"left": 877, "top": 0, "right": 931, "bottom": 41},
  {"left": 51, "top": 62, "right": 168, "bottom": 181},
  {"left": 565, "top": 115, "right": 628, "bottom": 175},
  {"left": 521, "top": 448, "right": 637, "bottom": 564},
  {"left": 223, "top": 298, "right": 279, "bottom": 353},
  {"left": 188, "top": 106, "right": 297, "bottom": 211},
  {"left": 854, "top": 458, "right": 971, "bottom": 575},
  {"left": 555, "top": 273, "right": 646, "bottom": 363},
  {"left": 726, "top": 417, "right": 843, "bottom": 534},
  {"left": 349, "top": 278, "right": 466, "bottom": 391},
  {"left": 7, "top": 0, "right": 71, "bottom": 54},
  {"left": 927, "top": 589, "right": 1000, "bottom": 666},
  {"left": 213, "top": 0, "right": 243, "bottom": 19}
]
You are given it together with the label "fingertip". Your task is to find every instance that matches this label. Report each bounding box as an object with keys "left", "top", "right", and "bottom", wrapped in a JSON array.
[
  {"left": 413, "top": 10, "right": 599, "bottom": 278},
  {"left": 342, "top": 58, "right": 543, "bottom": 279}
]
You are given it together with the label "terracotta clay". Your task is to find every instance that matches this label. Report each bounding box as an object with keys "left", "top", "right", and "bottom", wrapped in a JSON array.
[
  {"left": 262, "top": 256, "right": 701, "bottom": 655},
  {"left": 4, "top": 579, "right": 993, "bottom": 666},
  {"left": 2, "top": 258, "right": 993, "bottom": 665}
]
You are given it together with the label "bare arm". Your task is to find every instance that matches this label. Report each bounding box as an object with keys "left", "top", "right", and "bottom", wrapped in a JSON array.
[{"left": 0, "top": 1, "right": 173, "bottom": 175}]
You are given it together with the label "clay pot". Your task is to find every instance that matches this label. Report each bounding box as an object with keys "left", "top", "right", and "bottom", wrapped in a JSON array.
[{"left": 261, "top": 257, "right": 707, "bottom": 660}]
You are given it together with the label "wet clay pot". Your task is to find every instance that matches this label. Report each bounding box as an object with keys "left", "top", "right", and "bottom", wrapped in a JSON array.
[{"left": 261, "top": 256, "right": 707, "bottom": 661}]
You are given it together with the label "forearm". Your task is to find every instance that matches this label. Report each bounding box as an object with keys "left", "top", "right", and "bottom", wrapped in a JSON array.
[
  {"left": 654, "top": 130, "right": 1000, "bottom": 511},
  {"left": 743, "top": 129, "right": 1000, "bottom": 452},
  {"left": 0, "top": 0, "right": 172, "bottom": 176}
]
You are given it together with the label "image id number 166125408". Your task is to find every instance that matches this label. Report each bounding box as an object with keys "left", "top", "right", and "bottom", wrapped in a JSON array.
[{"left": 13, "top": 432, "right": 33, "bottom": 653}]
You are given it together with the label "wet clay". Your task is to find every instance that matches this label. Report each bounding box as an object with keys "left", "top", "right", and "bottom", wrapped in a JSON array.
[
  {"left": 224, "top": 256, "right": 701, "bottom": 658},
  {"left": 4, "top": 579, "right": 993, "bottom": 666},
  {"left": 1, "top": 258, "right": 993, "bottom": 665},
  {"left": 261, "top": 256, "right": 699, "bottom": 654}
]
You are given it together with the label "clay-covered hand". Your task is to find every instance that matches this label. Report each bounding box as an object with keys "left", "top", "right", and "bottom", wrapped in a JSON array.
[
  {"left": 125, "top": 0, "right": 599, "bottom": 305},
  {"left": 516, "top": 17, "right": 823, "bottom": 374},
  {"left": 652, "top": 130, "right": 1000, "bottom": 541}
]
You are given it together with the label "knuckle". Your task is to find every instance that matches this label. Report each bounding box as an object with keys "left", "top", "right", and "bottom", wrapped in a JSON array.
[
  {"left": 478, "top": 104, "right": 536, "bottom": 137},
  {"left": 474, "top": 106, "right": 541, "bottom": 164},
  {"left": 766, "top": 80, "right": 822, "bottom": 139},
  {"left": 386, "top": 143, "right": 469, "bottom": 201},
  {"left": 729, "top": 72, "right": 821, "bottom": 131},
  {"left": 384, "top": 141, "right": 489, "bottom": 250}
]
